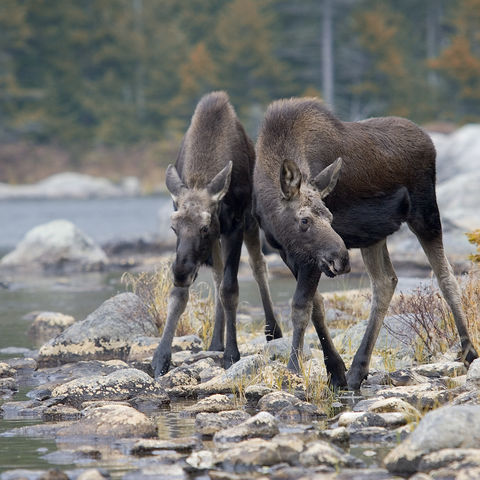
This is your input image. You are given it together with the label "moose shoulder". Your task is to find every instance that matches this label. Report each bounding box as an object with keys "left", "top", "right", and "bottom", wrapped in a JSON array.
[
  {"left": 254, "top": 97, "right": 478, "bottom": 389},
  {"left": 152, "top": 91, "right": 282, "bottom": 377}
]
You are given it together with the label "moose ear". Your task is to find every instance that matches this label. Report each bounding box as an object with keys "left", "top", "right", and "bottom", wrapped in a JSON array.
[
  {"left": 313, "top": 157, "right": 342, "bottom": 198},
  {"left": 207, "top": 161, "right": 232, "bottom": 203},
  {"left": 166, "top": 164, "right": 187, "bottom": 202},
  {"left": 280, "top": 159, "right": 302, "bottom": 200},
  {"left": 166, "top": 164, "right": 187, "bottom": 203}
]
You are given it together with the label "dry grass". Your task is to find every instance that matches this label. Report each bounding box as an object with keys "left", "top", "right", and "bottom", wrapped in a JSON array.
[{"left": 122, "top": 261, "right": 215, "bottom": 347}]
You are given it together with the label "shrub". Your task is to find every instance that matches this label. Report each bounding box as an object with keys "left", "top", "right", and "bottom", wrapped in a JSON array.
[{"left": 467, "top": 229, "right": 480, "bottom": 265}]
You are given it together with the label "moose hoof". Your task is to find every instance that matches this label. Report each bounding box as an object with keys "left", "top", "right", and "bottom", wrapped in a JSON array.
[
  {"left": 464, "top": 346, "right": 479, "bottom": 366},
  {"left": 208, "top": 341, "right": 224, "bottom": 352},
  {"left": 223, "top": 349, "right": 240, "bottom": 370},
  {"left": 329, "top": 370, "right": 348, "bottom": 390},
  {"left": 346, "top": 368, "right": 367, "bottom": 391},
  {"left": 265, "top": 327, "right": 283, "bottom": 342},
  {"left": 152, "top": 350, "right": 171, "bottom": 378}
]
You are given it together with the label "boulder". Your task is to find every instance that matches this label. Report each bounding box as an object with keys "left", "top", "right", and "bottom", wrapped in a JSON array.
[
  {"left": 384, "top": 405, "right": 480, "bottom": 475},
  {"left": 37, "top": 292, "right": 158, "bottom": 367},
  {"left": 195, "top": 410, "right": 250, "bottom": 436},
  {"left": 0, "top": 220, "right": 108, "bottom": 272},
  {"left": 184, "top": 394, "right": 235, "bottom": 415},
  {"left": 50, "top": 368, "right": 164, "bottom": 407}
]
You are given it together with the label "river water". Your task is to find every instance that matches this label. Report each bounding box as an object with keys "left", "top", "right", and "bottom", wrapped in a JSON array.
[{"left": 0, "top": 196, "right": 428, "bottom": 474}]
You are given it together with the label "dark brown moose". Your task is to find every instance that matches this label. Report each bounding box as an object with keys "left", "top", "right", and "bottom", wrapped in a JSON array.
[
  {"left": 254, "top": 97, "right": 478, "bottom": 389},
  {"left": 152, "top": 91, "right": 282, "bottom": 377}
]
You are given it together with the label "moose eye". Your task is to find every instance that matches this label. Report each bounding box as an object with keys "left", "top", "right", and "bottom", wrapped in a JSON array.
[
  {"left": 300, "top": 217, "right": 310, "bottom": 231},
  {"left": 200, "top": 225, "right": 209, "bottom": 235}
]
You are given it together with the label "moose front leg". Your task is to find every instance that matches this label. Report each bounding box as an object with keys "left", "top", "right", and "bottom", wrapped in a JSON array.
[
  {"left": 243, "top": 217, "right": 282, "bottom": 341},
  {"left": 288, "top": 266, "right": 321, "bottom": 373},
  {"left": 311, "top": 292, "right": 347, "bottom": 388},
  {"left": 152, "top": 285, "right": 189, "bottom": 377},
  {"left": 208, "top": 239, "right": 225, "bottom": 352},
  {"left": 221, "top": 225, "right": 244, "bottom": 369}
]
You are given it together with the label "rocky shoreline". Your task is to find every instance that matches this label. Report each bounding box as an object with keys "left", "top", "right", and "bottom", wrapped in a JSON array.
[{"left": 1, "top": 292, "right": 480, "bottom": 480}]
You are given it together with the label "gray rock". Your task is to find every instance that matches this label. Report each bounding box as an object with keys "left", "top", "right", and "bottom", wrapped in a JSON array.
[
  {"left": 0, "top": 377, "right": 17, "bottom": 395},
  {"left": 0, "top": 363, "right": 17, "bottom": 379},
  {"left": 244, "top": 384, "right": 274, "bottom": 406},
  {"left": 75, "top": 469, "right": 109, "bottom": 480},
  {"left": 58, "top": 404, "right": 156, "bottom": 439},
  {"left": 257, "top": 390, "right": 300, "bottom": 413},
  {"left": 412, "top": 361, "right": 467, "bottom": 379},
  {"left": 51, "top": 368, "right": 163, "bottom": 407},
  {"left": 368, "top": 397, "right": 421, "bottom": 421},
  {"left": 277, "top": 400, "right": 326, "bottom": 421},
  {"left": 184, "top": 394, "right": 235, "bottom": 414},
  {"left": 213, "top": 411, "right": 279, "bottom": 443},
  {"left": 172, "top": 335, "right": 203, "bottom": 353},
  {"left": 348, "top": 412, "right": 409, "bottom": 430},
  {"left": 384, "top": 405, "right": 480, "bottom": 475},
  {"left": 157, "top": 365, "right": 200, "bottom": 390},
  {"left": 298, "top": 439, "right": 364, "bottom": 469},
  {"left": 27, "top": 312, "right": 76, "bottom": 345},
  {"left": 37, "top": 292, "right": 157, "bottom": 367},
  {"left": 417, "top": 447, "right": 480, "bottom": 472},
  {"left": 0, "top": 220, "right": 108, "bottom": 273},
  {"left": 264, "top": 337, "right": 312, "bottom": 361},
  {"left": 349, "top": 425, "right": 410, "bottom": 444},
  {"left": 122, "top": 462, "right": 186, "bottom": 480},
  {"left": 387, "top": 369, "right": 431, "bottom": 387},
  {"left": 466, "top": 358, "right": 480, "bottom": 387},
  {"left": 195, "top": 410, "right": 250, "bottom": 436},
  {"left": 317, "top": 426, "right": 350, "bottom": 448},
  {"left": 1, "top": 400, "right": 46, "bottom": 420},
  {"left": 375, "top": 384, "right": 450, "bottom": 410},
  {"left": 130, "top": 437, "right": 199, "bottom": 455}
]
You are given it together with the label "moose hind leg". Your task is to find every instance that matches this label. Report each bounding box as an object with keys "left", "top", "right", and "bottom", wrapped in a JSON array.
[
  {"left": 209, "top": 239, "right": 225, "bottom": 352},
  {"left": 311, "top": 292, "right": 347, "bottom": 388},
  {"left": 243, "top": 218, "right": 282, "bottom": 341},
  {"left": 152, "top": 286, "right": 189, "bottom": 377},
  {"left": 416, "top": 234, "right": 478, "bottom": 365},
  {"left": 347, "top": 239, "right": 397, "bottom": 390}
]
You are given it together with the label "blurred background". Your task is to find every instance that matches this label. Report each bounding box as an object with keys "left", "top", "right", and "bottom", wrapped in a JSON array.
[{"left": 1, "top": 0, "right": 479, "bottom": 188}]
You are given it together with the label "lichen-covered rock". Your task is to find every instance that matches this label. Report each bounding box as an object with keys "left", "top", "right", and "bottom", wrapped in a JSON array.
[
  {"left": 213, "top": 411, "right": 279, "bottom": 444},
  {"left": 185, "top": 394, "right": 235, "bottom": 415},
  {"left": 384, "top": 405, "right": 480, "bottom": 475},
  {"left": 0, "top": 363, "right": 17, "bottom": 379},
  {"left": 367, "top": 397, "right": 421, "bottom": 421},
  {"left": 298, "top": 439, "right": 364, "bottom": 469},
  {"left": 375, "top": 383, "right": 450, "bottom": 410},
  {"left": 172, "top": 335, "right": 203, "bottom": 353},
  {"left": 27, "top": 312, "right": 75, "bottom": 345},
  {"left": 57, "top": 404, "right": 156, "bottom": 439},
  {"left": 51, "top": 368, "right": 163, "bottom": 407},
  {"left": 244, "top": 384, "right": 274, "bottom": 406},
  {"left": 257, "top": 391, "right": 300, "bottom": 413},
  {"left": 0, "top": 220, "right": 108, "bottom": 273},
  {"left": 37, "top": 293, "right": 157, "bottom": 367},
  {"left": 195, "top": 410, "right": 250, "bottom": 436}
]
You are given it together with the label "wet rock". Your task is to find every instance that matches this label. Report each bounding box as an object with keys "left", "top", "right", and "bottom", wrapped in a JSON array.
[
  {"left": 214, "top": 436, "right": 303, "bottom": 470},
  {"left": 298, "top": 439, "right": 364, "bottom": 469},
  {"left": 1, "top": 400, "right": 46, "bottom": 420},
  {"left": 0, "top": 377, "right": 17, "bottom": 396},
  {"left": 384, "top": 405, "right": 480, "bottom": 475},
  {"left": 58, "top": 404, "right": 156, "bottom": 439},
  {"left": 466, "top": 358, "right": 480, "bottom": 387},
  {"left": 195, "top": 410, "right": 250, "bottom": 436},
  {"left": 367, "top": 397, "right": 421, "bottom": 421},
  {"left": 412, "top": 361, "right": 467, "bottom": 379},
  {"left": 213, "top": 411, "right": 279, "bottom": 443},
  {"left": 37, "top": 293, "right": 158, "bottom": 367},
  {"left": 277, "top": 401, "right": 326, "bottom": 422},
  {"left": 130, "top": 437, "right": 199, "bottom": 455},
  {"left": 38, "top": 470, "right": 69, "bottom": 480},
  {"left": 122, "top": 462, "right": 186, "bottom": 480},
  {"left": 348, "top": 425, "right": 411, "bottom": 444},
  {"left": 41, "top": 447, "right": 102, "bottom": 465},
  {"left": 27, "top": 312, "right": 76, "bottom": 345},
  {"left": 0, "top": 362, "right": 16, "bottom": 378},
  {"left": 185, "top": 394, "right": 235, "bottom": 415},
  {"left": 0, "top": 220, "right": 108, "bottom": 273},
  {"left": 317, "top": 426, "right": 350, "bottom": 448},
  {"left": 51, "top": 368, "right": 163, "bottom": 407},
  {"left": 172, "top": 335, "right": 203, "bottom": 353},
  {"left": 375, "top": 383, "right": 450, "bottom": 410},
  {"left": 128, "top": 393, "right": 170, "bottom": 413}
]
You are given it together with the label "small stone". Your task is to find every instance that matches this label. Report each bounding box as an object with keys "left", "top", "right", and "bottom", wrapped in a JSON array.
[
  {"left": 367, "top": 397, "right": 421, "bottom": 421},
  {"left": 0, "top": 362, "right": 16, "bottom": 378},
  {"left": 213, "top": 411, "right": 279, "bottom": 444},
  {"left": 27, "top": 312, "right": 75, "bottom": 345},
  {"left": 298, "top": 439, "right": 364, "bottom": 469},
  {"left": 76, "top": 469, "right": 109, "bottom": 480},
  {"left": 244, "top": 384, "right": 274, "bottom": 406},
  {"left": 130, "top": 437, "right": 199, "bottom": 455},
  {"left": 338, "top": 411, "right": 364, "bottom": 427},
  {"left": 257, "top": 391, "right": 300, "bottom": 413},
  {"left": 186, "top": 450, "right": 215, "bottom": 470},
  {"left": 348, "top": 412, "right": 409, "bottom": 429},
  {"left": 42, "top": 405, "right": 81, "bottom": 422},
  {"left": 317, "top": 426, "right": 350, "bottom": 448},
  {"left": 195, "top": 410, "right": 250, "bottom": 436},
  {"left": 277, "top": 400, "right": 326, "bottom": 421}
]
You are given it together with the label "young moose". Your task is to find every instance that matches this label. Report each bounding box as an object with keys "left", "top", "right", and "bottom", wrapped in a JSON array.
[
  {"left": 152, "top": 91, "right": 282, "bottom": 377},
  {"left": 254, "top": 97, "right": 478, "bottom": 390}
]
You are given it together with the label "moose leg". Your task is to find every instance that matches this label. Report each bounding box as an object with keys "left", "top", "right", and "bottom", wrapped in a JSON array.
[
  {"left": 243, "top": 218, "right": 282, "bottom": 341},
  {"left": 311, "top": 292, "right": 347, "bottom": 388},
  {"left": 288, "top": 266, "right": 321, "bottom": 373},
  {"left": 209, "top": 239, "right": 226, "bottom": 351},
  {"left": 417, "top": 235, "right": 478, "bottom": 365},
  {"left": 221, "top": 225, "right": 244, "bottom": 369},
  {"left": 152, "top": 286, "right": 189, "bottom": 377},
  {"left": 347, "top": 239, "right": 397, "bottom": 390}
]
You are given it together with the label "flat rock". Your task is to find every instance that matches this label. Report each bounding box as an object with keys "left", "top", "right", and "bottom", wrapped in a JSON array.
[
  {"left": 384, "top": 405, "right": 480, "bottom": 475},
  {"left": 213, "top": 411, "right": 279, "bottom": 444},
  {"left": 37, "top": 293, "right": 158, "bottom": 367},
  {"left": 130, "top": 437, "right": 199, "bottom": 455},
  {"left": 418, "top": 447, "right": 480, "bottom": 472},
  {"left": 367, "top": 397, "right": 421, "bottom": 421},
  {"left": 375, "top": 383, "right": 450, "bottom": 410},
  {"left": 51, "top": 368, "right": 163, "bottom": 407},
  {"left": 412, "top": 361, "right": 467, "bottom": 379},
  {"left": 184, "top": 394, "right": 235, "bottom": 414},
  {"left": 195, "top": 410, "right": 250, "bottom": 436},
  {"left": 298, "top": 439, "right": 364, "bottom": 469}
]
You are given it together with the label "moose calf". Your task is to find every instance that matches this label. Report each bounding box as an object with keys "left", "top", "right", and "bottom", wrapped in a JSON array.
[
  {"left": 254, "top": 97, "right": 478, "bottom": 389},
  {"left": 152, "top": 91, "right": 282, "bottom": 377}
]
